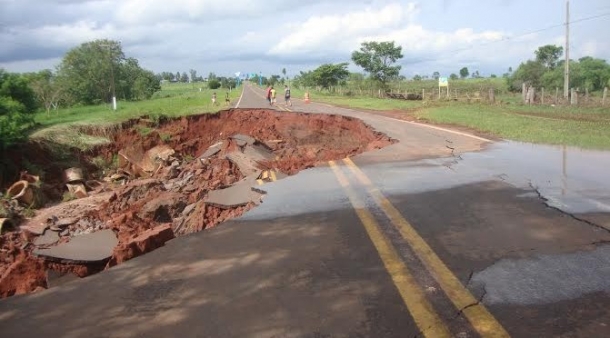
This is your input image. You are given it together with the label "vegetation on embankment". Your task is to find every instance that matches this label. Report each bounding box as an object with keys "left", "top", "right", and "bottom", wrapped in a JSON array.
[{"left": 30, "top": 83, "right": 241, "bottom": 150}]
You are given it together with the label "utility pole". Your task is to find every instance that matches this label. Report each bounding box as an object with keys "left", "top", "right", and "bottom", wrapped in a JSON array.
[
  {"left": 100, "top": 42, "right": 117, "bottom": 110},
  {"left": 563, "top": 0, "right": 570, "bottom": 99}
]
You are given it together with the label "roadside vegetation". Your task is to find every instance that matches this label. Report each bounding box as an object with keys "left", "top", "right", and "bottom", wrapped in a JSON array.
[{"left": 255, "top": 42, "right": 610, "bottom": 150}]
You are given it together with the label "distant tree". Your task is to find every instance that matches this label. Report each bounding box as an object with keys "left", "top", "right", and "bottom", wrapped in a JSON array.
[
  {"left": 311, "top": 63, "right": 349, "bottom": 89},
  {"left": 351, "top": 41, "right": 403, "bottom": 86},
  {"left": 56, "top": 39, "right": 159, "bottom": 105},
  {"left": 220, "top": 77, "right": 237, "bottom": 89},
  {"left": 189, "top": 69, "right": 198, "bottom": 82},
  {"left": 413, "top": 75, "right": 422, "bottom": 81},
  {"left": 208, "top": 79, "right": 221, "bottom": 89},
  {"left": 28, "top": 69, "right": 63, "bottom": 115},
  {"left": 508, "top": 60, "right": 546, "bottom": 90},
  {"left": 432, "top": 71, "right": 440, "bottom": 80},
  {"left": 175, "top": 72, "right": 181, "bottom": 81},
  {"left": 508, "top": 67, "right": 513, "bottom": 73},
  {"left": 208, "top": 72, "right": 218, "bottom": 82},
  {"left": 490, "top": 74, "right": 497, "bottom": 78},
  {"left": 578, "top": 56, "right": 610, "bottom": 91},
  {"left": 535, "top": 45, "right": 563, "bottom": 70},
  {"left": 471, "top": 70, "right": 480, "bottom": 78},
  {"left": 459, "top": 67, "right": 469, "bottom": 79},
  {"left": 449, "top": 73, "right": 459, "bottom": 80},
  {"left": 180, "top": 72, "right": 189, "bottom": 83}
]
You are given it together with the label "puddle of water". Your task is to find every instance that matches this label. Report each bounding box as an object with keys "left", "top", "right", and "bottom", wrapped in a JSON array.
[
  {"left": 359, "top": 141, "right": 610, "bottom": 214},
  {"left": 470, "top": 244, "right": 610, "bottom": 305}
]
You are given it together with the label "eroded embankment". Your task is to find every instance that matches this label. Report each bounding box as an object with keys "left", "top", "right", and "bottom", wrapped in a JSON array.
[{"left": 0, "top": 108, "right": 395, "bottom": 298}]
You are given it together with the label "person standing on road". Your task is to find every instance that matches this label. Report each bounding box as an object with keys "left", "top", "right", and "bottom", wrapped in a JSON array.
[
  {"left": 284, "top": 85, "right": 292, "bottom": 107},
  {"left": 270, "top": 86, "right": 277, "bottom": 106},
  {"left": 265, "top": 85, "right": 272, "bottom": 105}
]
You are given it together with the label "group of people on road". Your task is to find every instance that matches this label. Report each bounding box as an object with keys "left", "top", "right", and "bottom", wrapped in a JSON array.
[{"left": 266, "top": 85, "right": 292, "bottom": 107}]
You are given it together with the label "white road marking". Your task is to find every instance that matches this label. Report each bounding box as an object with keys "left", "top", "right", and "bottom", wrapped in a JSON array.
[{"left": 235, "top": 86, "right": 246, "bottom": 108}]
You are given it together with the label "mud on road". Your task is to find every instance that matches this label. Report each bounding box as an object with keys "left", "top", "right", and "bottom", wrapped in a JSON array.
[{"left": 0, "top": 108, "right": 395, "bottom": 298}]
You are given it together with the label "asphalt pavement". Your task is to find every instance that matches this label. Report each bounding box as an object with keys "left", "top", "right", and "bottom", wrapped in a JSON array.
[{"left": 2, "top": 83, "right": 610, "bottom": 338}]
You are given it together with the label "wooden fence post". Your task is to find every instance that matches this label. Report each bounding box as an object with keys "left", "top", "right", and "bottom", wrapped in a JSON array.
[
  {"left": 585, "top": 88, "right": 589, "bottom": 103},
  {"left": 571, "top": 88, "right": 578, "bottom": 105},
  {"left": 555, "top": 87, "right": 559, "bottom": 104},
  {"left": 522, "top": 83, "right": 527, "bottom": 103},
  {"left": 603, "top": 87, "right": 608, "bottom": 105},
  {"left": 489, "top": 88, "right": 495, "bottom": 103},
  {"left": 422, "top": 89, "right": 425, "bottom": 101},
  {"left": 541, "top": 87, "right": 545, "bottom": 105}
]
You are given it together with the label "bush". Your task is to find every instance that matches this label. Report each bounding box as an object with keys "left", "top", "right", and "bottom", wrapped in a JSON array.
[{"left": 208, "top": 80, "right": 221, "bottom": 89}]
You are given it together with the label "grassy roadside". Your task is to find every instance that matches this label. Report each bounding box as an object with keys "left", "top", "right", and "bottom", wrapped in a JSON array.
[
  {"left": 285, "top": 87, "right": 610, "bottom": 150},
  {"left": 417, "top": 104, "right": 610, "bottom": 150},
  {"left": 29, "top": 83, "right": 241, "bottom": 149}
]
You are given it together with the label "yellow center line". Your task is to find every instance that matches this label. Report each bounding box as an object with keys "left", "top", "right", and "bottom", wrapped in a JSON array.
[
  {"left": 342, "top": 157, "right": 510, "bottom": 338},
  {"left": 329, "top": 160, "right": 451, "bottom": 338}
]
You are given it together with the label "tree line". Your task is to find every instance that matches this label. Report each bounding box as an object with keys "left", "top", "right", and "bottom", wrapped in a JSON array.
[
  {"left": 291, "top": 41, "right": 610, "bottom": 95},
  {"left": 508, "top": 44, "right": 610, "bottom": 92},
  {"left": 1, "top": 39, "right": 161, "bottom": 149}
]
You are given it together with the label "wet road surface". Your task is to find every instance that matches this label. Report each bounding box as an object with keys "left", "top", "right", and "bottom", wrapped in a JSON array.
[{"left": 1, "top": 83, "right": 610, "bottom": 337}]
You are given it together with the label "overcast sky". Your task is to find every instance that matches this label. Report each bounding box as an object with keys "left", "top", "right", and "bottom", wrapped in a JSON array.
[{"left": 1, "top": 0, "right": 609, "bottom": 78}]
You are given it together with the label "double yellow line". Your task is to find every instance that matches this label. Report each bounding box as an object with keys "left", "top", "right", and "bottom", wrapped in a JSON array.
[{"left": 330, "top": 158, "right": 510, "bottom": 338}]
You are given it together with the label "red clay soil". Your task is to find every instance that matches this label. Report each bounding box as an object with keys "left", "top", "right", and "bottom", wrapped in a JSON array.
[{"left": 0, "top": 108, "right": 395, "bottom": 299}]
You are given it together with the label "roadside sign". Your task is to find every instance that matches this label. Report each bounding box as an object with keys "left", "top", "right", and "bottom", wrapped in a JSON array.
[{"left": 438, "top": 77, "right": 449, "bottom": 98}]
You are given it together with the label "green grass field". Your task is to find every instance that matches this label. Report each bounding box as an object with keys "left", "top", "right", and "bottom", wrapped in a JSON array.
[
  {"left": 284, "top": 82, "right": 610, "bottom": 150},
  {"left": 30, "top": 83, "right": 241, "bottom": 149},
  {"left": 416, "top": 104, "right": 610, "bottom": 149}
]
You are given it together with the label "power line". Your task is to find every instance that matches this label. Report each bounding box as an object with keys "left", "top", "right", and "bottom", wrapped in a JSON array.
[{"left": 409, "top": 11, "right": 610, "bottom": 65}]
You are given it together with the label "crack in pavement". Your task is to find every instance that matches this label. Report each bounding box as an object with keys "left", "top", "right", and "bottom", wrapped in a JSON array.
[
  {"left": 529, "top": 182, "right": 610, "bottom": 234},
  {"left": 453, "top": 290, "right": 488, "bottom": 320}
]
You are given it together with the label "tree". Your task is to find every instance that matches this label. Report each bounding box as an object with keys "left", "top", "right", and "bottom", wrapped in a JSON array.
[
  {"left": 450, "top": 73, "right": 459, "bottom": 80},
  {"left": 189, "top": 69, "right": 198, "bottom": 83},
  {"left": 578, "top": 56, "right": 610, "bottom": 91},
  {"left": 208, "top": 79, "right": 221, "bottom": 89},
  {"left": 28, "top": 69, "right": 63, "bottom": 115},
  {"left": 0, "top": 69, "right": 37, "bottom": 149},
  {"left": 535, "top": 45, "right": 563, "bottom": 70},
  {"left": 311, "top": 63, "right": 349, "bottom": 89},
  {"left": 351, "top": 41, "right": 403, "bottom": 86},
  {"left": 432, "top": 71, "right": 440, "bottom": 80},
  {"left": 413, "top": 75, "right": 422, "bottom": 81},
  {"left": 459, "top": 67, "right": 469, "bottom": 79},
  {"left": 56, "top": 39, "right": 160, "bottom": 105},
  {"left": 508, "top": 60, "right": 546, "bottom": 90},
  {"left": 180, "top": 72, "right": 189, "bottom": 83}
]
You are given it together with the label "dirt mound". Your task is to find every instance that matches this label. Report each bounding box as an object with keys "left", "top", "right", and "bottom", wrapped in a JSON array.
[{"left": 0, "top": 108, "right": 395, "bottom": 298}]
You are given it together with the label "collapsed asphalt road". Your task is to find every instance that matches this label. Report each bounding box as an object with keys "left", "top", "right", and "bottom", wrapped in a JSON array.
[
  {"left": 0, "top": 109, "right": 393, "bottom": 298},
  {"left": 1, "top": 83, "right": 610, "bottom": 337}
]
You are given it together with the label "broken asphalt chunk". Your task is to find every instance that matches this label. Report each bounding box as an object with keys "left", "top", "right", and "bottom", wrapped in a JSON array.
[
  {"left": 34, "top": 229, "right": 60, "bottom": 246},
  {"left": 243, "top": 144, "right": 276, "bottom": 162},
  {"left": 199, "top": 141, "right": 224, "bottom": 160},
  {"left": 33, "top": 229, "right": 118, "bottom": 263},
  {"left": 204, "top": 177, "right": 266, "bottom": 209},
  {"left": 226, "top": 152, "right": 262, "bottom": 177},
  {"left": 230, "top": 134, "right": 256, "bottom": 146}
]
